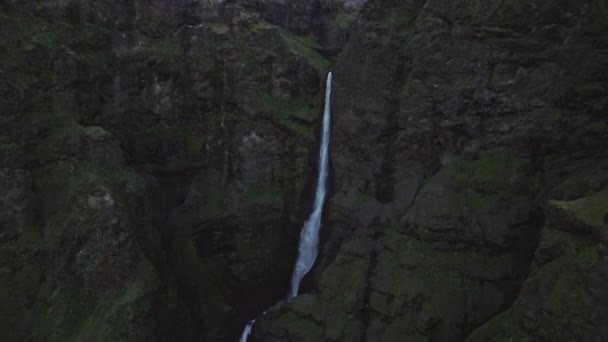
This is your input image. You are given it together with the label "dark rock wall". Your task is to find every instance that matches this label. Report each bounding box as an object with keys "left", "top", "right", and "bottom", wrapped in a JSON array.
[
  {"left": 1, "top": 0, "right": 362, "bottom": 340},
  {"left": 254, "top": 0, "right": 607, "bottom": 341},
  {"left": 1, "top": 0, "right": 606, "bottom": 341}
]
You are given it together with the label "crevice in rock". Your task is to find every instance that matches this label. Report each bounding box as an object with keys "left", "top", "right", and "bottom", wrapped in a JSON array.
[
  {"left": 374, "top": 60, "right": 407, "bottom": 204},
  {"left": 463, "top": 205, "right": 546, "bottom": 339},
  {"left": 360, "top": 233, "right": 381, "bottom": 342},
  {"left": 172, "top": 262, "right": 207, "bottom": 341},
  {"left": 519, "top": 205, "right": 545, "bottom": 273}
]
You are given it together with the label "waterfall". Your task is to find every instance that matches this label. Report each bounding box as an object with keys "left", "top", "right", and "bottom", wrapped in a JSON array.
[
  {"left": 289, "top": 71, "right": 332, "bottom": 299},
  {"left": 238, "top": 71, "right": 332, "bottom": 341},
  {"left": 239, "top": 319, "right": 255, "bottom": 342}
]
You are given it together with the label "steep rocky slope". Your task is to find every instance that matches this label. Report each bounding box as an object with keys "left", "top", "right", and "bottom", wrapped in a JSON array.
[
  {"left": 1, "top": 0, "right": 606, "bottom": 341},
  {"left": 1, "top": 0, "right": 362, "bottom": 340},
  {"left": 254, "top": 0, "right": 608, "bottom": 341}
]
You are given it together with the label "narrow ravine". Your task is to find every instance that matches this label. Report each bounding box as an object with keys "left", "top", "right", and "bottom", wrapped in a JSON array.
[{"left": 239, "top": 71, "right": 333, "bottom": 342}]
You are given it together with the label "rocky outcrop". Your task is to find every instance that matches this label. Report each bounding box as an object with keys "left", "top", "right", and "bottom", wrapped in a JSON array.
[
  {"left": 255, "top": 236, "right": 375, "bottom": 341},
  {"left": 467, "top": 185, "right": 608, "bottom": 342},
  {"left": 0, "top": 123, "right": 190, "bottom": 340}
]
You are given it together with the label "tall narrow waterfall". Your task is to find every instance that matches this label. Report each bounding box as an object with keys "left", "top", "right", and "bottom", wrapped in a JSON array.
[
  {"left": 289, "top": 71, "right": 332, "bottom": 299},
  {"left": 239, "top": 72, "right": 332, "bottom": 342},
  {"left": 239, "top": 320, "right": 254, "bottom": 342}
]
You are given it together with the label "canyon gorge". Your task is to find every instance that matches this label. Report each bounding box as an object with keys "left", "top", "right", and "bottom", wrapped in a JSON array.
[{"left": 1, "top": 0, "right": 607, "bottom": 341}]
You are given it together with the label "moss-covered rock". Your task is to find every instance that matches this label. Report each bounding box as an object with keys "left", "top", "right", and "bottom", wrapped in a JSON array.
[
  {"left": 467, "top": 189, "right": 608, "bottom": 342},
  {"left": 370, "top": 228, "right": 527, "bottom": 340},
  {"left": 549, "top": 190, "right": 608, "bottom": 236},
  {"left": 254, "top": 237, "right": 373, "bottom": 341}
]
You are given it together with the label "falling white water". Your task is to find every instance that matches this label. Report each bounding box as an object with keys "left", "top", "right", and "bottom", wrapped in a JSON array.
[
  {"left": 239, "top": 319, "right": 255, "bottom": 342},
  {"left": 289, "top": 71, "right": 332, "bottom": 299},
  {"left": 238, "top": 72, "right": 333, "bottom": 342}
]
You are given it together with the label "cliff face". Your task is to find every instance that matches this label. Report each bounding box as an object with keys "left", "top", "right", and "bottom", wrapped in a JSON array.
[
  {"left": 1, "top": 0, "right": 362, "bottom": 340},
  {"left": 255, "top": 0, "right": 608, "bottom": 341},
  {"left": 1, "top": 0, "right": 607, "bottom": 341}
]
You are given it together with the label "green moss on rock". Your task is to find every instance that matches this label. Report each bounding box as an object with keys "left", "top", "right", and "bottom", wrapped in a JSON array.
[
  {"left": 464, "top": 308, "right": 526, "bottom": 342},
  {"left": 280, "top": 31, "right": 331, "bottom": 72},
  {"left": 551, "top": 190, "right": 608, "bottom": 228}
]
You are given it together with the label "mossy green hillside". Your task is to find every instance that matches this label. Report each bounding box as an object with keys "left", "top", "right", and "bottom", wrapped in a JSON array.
[{"left": 370, "top": 228, "right": 514, "bottom": 341}]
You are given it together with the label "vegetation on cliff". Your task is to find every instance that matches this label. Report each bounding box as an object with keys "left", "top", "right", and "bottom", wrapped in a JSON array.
[{"left": 1, "top": 0, "right": 606, "bottom": 341}]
